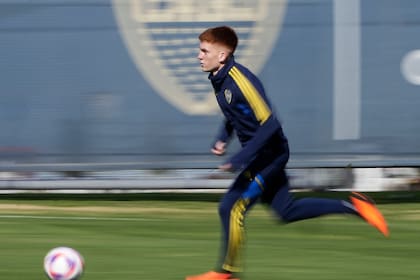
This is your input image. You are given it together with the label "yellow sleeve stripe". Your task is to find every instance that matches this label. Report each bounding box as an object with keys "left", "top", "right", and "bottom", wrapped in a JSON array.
[{"left": 229, "top": 66, "right": 271, "bottom": 124}]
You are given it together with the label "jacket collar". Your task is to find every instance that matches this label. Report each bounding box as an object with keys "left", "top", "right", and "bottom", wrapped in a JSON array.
[{"left": 208, "top": 56, "right": 235, "bottom": 90}]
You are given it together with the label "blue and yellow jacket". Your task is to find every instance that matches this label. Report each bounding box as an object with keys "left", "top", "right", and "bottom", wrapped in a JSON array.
[{"left": 209, "top": 56, "right": 290, "bottom": 171}]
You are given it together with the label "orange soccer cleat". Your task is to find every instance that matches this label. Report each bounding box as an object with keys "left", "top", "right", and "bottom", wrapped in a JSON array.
[
  {"left": 185, "top": 271, "right": 239, "bottom": 280},
  {"left": 350, "top": 192, "right": 389, "bottom": 237}
]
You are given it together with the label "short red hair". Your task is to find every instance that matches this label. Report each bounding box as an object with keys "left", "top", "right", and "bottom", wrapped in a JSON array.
[{"left": 198, "top": 26, "right": 238, "bottom": 54}]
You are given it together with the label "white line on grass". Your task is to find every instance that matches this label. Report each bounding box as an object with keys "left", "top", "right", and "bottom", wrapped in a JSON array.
[{"left": 0, "top": 215, "right": 163, "bottom": 222}]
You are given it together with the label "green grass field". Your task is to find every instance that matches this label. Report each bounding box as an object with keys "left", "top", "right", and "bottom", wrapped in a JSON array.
[{"left": 0, "top": 192, "right": 419, "bottom": 280}]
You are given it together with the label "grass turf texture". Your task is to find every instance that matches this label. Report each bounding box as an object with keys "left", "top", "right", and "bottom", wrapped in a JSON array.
[{"left": 0, "top": 192, "right": 419, "bottom": 280}]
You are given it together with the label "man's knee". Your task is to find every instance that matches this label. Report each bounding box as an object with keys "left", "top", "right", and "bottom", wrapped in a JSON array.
[
  {"left": 218, "top": 201, "right": 231, "bottom": 218},
  {"left": 272, "top": 203, "right": 295, "bottom": 223}
]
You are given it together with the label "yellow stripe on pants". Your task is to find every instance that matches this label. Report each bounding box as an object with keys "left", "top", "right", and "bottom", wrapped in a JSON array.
[{"left": 223, "top": 198, "right": 249, "bottom": 272}]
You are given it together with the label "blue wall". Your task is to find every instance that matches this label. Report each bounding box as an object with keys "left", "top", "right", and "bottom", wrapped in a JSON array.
[{"left": 1, "top": 0, "right": 419, "bottom": 169}]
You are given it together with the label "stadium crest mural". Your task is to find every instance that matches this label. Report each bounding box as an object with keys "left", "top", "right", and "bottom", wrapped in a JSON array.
[{"left": 112, "top": 0, "right": 287, "bottom": 115}]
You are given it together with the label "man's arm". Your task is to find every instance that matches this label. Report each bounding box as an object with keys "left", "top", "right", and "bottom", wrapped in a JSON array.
[
  {"left": 211, "top": 119, "right": 234, "bottom": 156},
  {"left": 225, "top": 115, "right": 287, "bottom": 171}
]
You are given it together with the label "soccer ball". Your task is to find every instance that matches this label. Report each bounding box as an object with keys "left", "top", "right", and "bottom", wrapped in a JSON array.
[{"left": 44, "top": 247, "right": 84, "bottom": 280}]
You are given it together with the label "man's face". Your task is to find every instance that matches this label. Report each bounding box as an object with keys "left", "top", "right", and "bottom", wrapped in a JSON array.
[{"left": 197, "top": 41, "right": 227, "bottom": 75}]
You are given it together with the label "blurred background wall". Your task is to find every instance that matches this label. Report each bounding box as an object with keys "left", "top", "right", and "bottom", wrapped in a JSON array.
[{"left": 1, "top": 0, "right": 420, "bottom": 172}]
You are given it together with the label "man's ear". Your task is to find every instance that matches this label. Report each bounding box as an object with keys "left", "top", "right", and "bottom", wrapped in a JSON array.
[{"left": 218, "top": 50, "right": 229, "bottom": 63}]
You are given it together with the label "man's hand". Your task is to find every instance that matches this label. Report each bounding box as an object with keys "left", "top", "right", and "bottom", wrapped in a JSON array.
[
  {"left": 218, "top": 162, "right": 234, "bottom": 172},
  {"left": 211, "top": 141, "right": 226, "bottom": 156},
  {"left": 212, "top": 141, "right": 234, "bottom": 172}
]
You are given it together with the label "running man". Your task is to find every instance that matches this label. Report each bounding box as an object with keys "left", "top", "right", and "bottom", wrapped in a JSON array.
[{"left": 186, "top": 26, "right": 388, "bottom": 280}]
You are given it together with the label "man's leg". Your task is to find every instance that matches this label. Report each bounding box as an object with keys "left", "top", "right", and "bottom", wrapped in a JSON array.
[
  {"left": 271, "top": 183, "right": 389, "bottom": 236},
  {"left": 271, "top": 184, "right": 356, "bottom": 223},
  {"left": 186, "top": 174, "right": 257, "bottom": 280},
  {"left": 217, "top": 185, "right": 258, "bottom": 273}
]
